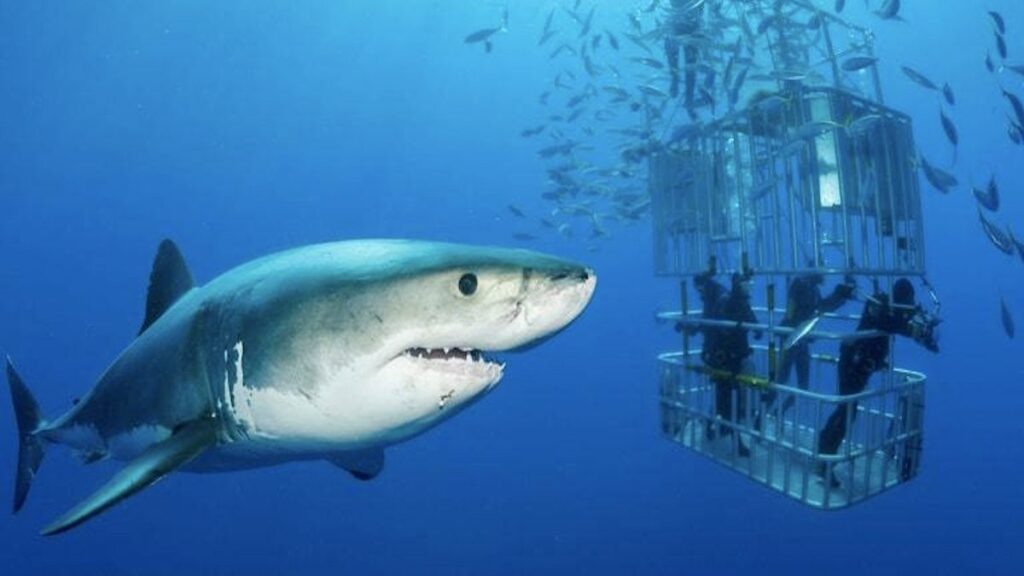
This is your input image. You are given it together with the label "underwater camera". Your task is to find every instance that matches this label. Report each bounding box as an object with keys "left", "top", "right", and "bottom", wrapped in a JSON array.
[{"left": 907, "top": 307, "right": 941, "bottom": 353}]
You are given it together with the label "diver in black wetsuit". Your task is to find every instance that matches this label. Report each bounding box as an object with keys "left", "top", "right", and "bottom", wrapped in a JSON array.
[
  {"left": 665, "top": 0, "right": 706, "bottom": 107},
  {"left": 696, "top": 271, "right": 761, "bottom": 457},
  {"left": 776, "top": 273, "right": 856, "bottom": 411},
  {"left": 816, "top": 278, "right": 940, "bottom": 486}
]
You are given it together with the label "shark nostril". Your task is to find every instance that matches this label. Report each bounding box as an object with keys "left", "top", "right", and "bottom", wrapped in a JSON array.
[{"left": 551, "top": 268, "right": 591, "bottom": 282}]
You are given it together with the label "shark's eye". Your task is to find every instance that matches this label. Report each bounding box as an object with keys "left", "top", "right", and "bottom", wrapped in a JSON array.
[{"left": 458, "top": 273, "right": 478, "bottom": 296}]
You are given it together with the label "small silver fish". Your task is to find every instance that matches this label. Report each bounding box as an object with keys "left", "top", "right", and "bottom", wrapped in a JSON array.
[
  {"left": 464, "top": 28, "right": 500, "bottom": 44},
  {"left": 973, "top": 176, "right": 1000, "bottom": 212},
  {"left": 784, "top": 315, "right": 822, "bottom": 351},
  {"left": 990, "top": 11, "right": 1006, "bottom": 35},
  {"left": 1009, "top": 229, "right": 1024, "bottom": 264},
  {"left": 918, "top": 155, "right": 958, "bottom": 194},
  {"left": 1009, "top": 123, "right": 1023, "bottom": 145},
  {"left": 942, "top": 83, "right": 956, "bottom": 106},
  {"left": 1000, "top": 298, "right": 1015, "bottom": 339},
  {"left": 638, "top": 84, "right": 669, "bottom": 98},
  {"left": 978, "top": 209, "right": 1016, "bottom": 255},
  {"left": 901, "top": 66, "right": 938, "bottom": 91},
  {"left": 996, "top": 32, "right": 1008, "bottom": 60},
  {"left": 606, "top": 30, "right": 619, "bottom": 51},
  {"left": 632, "top": 57, "right": 664, "bottom": 70},
  {"left": 842, "top": 56, "right": 878, "bottom": 72},
  {"left": 793, "top": 120, "right": 843, "bottom": 140},
  {"left": 846, "top": 114, "right": 884, "bottom": 136},
  {"left": 875, "top": 0, "right": 903, "bottom": 21},
  {"left": 1003, "top": 89, "right": 1024, "bottom": 128},
  {"left": 939, "top": 109, "right": 959, "bottom": 161}
]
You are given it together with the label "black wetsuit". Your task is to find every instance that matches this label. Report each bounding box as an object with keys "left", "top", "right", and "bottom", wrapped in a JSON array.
[
  {"left": 778, "top": 276, "right": 851, "bottom": 390},
  {"left": 817, "top": 293, "right": 912, "bottom": 456},
  {"left": 700, "top": 278, "right": 759, "bottom": 425}
]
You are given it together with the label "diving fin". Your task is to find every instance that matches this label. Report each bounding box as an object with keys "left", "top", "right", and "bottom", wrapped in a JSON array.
[
  {"left": 41, "top": 418, "right": 218, "bottom": 536},
  {"left": 328, "top": 448, "right": 385, "bottom": 481}
]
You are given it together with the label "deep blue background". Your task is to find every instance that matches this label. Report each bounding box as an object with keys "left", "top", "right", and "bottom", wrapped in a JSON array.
[{"left": 1, "top": 1, "right": 1022, "bottom": 574}]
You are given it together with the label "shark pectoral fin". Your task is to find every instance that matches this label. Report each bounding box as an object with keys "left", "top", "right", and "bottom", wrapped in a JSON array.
[
  {"left": 41, "top": 418, "right": 218, "bottom": 536},
  {"left": 328, "top": 448, "right": 385, "bottom": 481}
]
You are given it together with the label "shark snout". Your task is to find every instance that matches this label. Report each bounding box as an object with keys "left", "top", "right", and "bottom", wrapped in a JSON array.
[
  {"left": 517, "top": 265, "right": 596, "bottom": 334},
  {"left": 497, "top": 268, "right": 594, "bottom": 354}
]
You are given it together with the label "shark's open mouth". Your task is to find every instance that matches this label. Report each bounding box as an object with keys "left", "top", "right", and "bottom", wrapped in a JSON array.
[
  {"left": 402, "top": 347, "right": 499, "bottom": 367},
  {"left": 406, "top": 347, "right": 481, "bottom": 361}
]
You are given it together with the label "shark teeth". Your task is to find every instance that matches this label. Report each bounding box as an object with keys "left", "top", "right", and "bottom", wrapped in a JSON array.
[{"left": 404, "top": 347, "right": 491, "bottom": 364}]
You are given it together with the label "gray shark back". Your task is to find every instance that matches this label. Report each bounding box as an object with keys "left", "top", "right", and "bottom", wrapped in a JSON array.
[{"left": 46, "top": 293, "right": 214, "bottom": 454}]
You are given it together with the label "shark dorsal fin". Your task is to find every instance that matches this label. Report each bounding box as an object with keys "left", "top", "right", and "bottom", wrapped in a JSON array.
[{"left": 139, "top": 239, "right": 194, "bottom": 335}]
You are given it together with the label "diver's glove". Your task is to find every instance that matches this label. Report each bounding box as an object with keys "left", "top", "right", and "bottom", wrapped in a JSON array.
[
  {"left": 832, "top": 284, "right": 854, "bottom": 301},
  {"left": 833, "top": 275, "right": 857, "bottom": 301}
]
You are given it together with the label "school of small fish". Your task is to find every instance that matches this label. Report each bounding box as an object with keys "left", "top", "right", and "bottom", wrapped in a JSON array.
[
  {"left": 464, "top": 1, "right": 1020, "bottom": 336},
  {"left": 897, "top": 8, "right": 1021, "bottom": 339}
]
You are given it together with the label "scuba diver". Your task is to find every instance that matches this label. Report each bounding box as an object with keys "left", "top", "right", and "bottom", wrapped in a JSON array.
[
  {"left": 694, "top": 266, "right": 761, "bottom": 457},
  {"left": 816, "top": 278, "right": 940, "bottom": 487},
  {"left": 776, "top": 273, "right": 856, "bottom": 413},
  {"left": 664, "top": 0, "right": 706, "bottom": 107}
]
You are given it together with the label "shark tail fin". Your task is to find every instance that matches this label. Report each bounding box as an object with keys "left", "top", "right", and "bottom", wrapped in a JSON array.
[{"left": 6, "top": 357, "right": 46, "bottom": 514}]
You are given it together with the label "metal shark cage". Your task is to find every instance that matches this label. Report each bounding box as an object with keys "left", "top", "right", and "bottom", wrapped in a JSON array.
[{"left": 650, "top": 0, "right": 933, "bottom": 509}]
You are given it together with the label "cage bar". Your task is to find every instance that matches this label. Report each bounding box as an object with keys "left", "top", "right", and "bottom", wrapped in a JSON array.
[
  {"left": 652, "top": 87, "right": 924, "bottom": 278},
  {"left": 658, "top": 349, "right": 925, "bottom": 509}
]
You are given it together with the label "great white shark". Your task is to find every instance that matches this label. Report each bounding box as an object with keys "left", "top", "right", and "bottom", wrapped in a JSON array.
[{"left": 6, "top": 239, "right": 596, "bottom": 535}]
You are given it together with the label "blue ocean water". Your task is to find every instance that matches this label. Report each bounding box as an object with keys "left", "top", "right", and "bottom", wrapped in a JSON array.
[{"left": 0, "top": 1, "right": 1022, "bottom": 574}]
